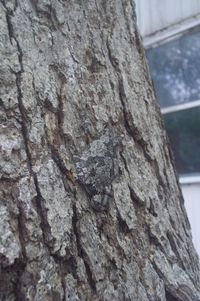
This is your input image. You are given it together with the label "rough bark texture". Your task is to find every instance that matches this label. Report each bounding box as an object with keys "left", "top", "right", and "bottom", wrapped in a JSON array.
[{"left": 0, "top": 1, "right": 200, "bottom": 300}]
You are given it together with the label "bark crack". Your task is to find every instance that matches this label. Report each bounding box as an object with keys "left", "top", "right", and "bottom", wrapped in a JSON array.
[
  {"left": 119, "top": 149, "right": 130, "bottom": 175},
  {"left": 72, "top": 203, "right": 97, "bottom": 294},
  {"left": 2, "top": 6, "right": 72, "bottom": 298},
  {"left": 106, "top": 39, "right": 153, "bottom": 165},
  {"left": 3, "top": 0, "right": 55, "bottom": 258}
]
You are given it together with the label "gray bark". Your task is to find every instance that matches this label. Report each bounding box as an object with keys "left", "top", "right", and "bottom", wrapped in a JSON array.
[{"left": 0, "top": 0, "right": 199, "bottom": 300}]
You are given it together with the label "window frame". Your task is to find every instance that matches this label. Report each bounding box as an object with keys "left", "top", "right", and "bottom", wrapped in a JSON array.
[
  {"left": 143, "top": 16, "right": 200, "bottom": 184},
  {"left": 143, "top": 13, "right": 200, "bottom": 49}
]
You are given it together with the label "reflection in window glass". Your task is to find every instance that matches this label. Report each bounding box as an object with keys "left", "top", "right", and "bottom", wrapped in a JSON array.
[
  {"left": 164, "top": 107, "right": 200, "bottom": 174},
  {"left": 147, "top": 27, "right": 200, "bottom": 108}
]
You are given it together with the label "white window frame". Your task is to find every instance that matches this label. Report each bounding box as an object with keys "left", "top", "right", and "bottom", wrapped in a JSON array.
[
  {"left": 143, "top": 16, "right": 200, "bottom": 184},
  {"left": 143, "top": 13, "right": 200, "bottom": 49},
  {"left": 161, "top": 99, "right": 200, "bottom": 114}
]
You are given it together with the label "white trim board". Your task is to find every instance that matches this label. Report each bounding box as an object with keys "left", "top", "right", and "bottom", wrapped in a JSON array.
[
  {"left": 143, "top": 13, "right": 200, "bottom": 48},
  {"left": 161, "top": 99, "right": 200, "bottom": 114}
]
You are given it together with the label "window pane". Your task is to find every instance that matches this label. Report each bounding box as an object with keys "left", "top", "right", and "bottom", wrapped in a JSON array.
[
  {"left": 147, "top": 27, "right": 200, "bottom": 108},
  {"left": 164, "top": 107, "right": 200, "bottom": 174}
]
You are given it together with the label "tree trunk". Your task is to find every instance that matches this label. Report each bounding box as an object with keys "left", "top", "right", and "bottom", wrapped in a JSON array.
[{"left": 0, "top": 1, "right": 199, "bottom": 300}]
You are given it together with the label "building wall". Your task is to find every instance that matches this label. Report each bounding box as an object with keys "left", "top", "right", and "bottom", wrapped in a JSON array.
[
  {"left": 182, "top": 184, "right": 200, "bottom": 257},
  {"left": 135, "top": 0, "right": 200, "bottom": 37}
]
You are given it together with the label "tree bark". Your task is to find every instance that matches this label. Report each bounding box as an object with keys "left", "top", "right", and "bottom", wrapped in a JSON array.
[{"left": 0, "top": 1, "right": 199, "bottom": 300}]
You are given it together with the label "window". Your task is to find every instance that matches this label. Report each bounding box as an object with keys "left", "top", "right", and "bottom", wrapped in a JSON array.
[
  {"left": 164, "top": 107, "right": 200, "bottom": 174},
  {"left": 146, "top": 25, "right": 200, "bottom": 180}
]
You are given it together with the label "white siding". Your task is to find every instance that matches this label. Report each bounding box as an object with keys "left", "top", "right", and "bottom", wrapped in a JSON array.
[
  {"left": 135, "top": 0, "right": 200, "bottom": 37},
  {"left": 182, "top": 184, "right": 200, "bottom": 258}
]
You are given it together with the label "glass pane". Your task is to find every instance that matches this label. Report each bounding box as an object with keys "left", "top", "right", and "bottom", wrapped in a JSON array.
[
  {"left": 164, "top": 107, "right": 200, "bottom": 174},
  {"left": 147, "top": 27, "right": 200, "bottom": 108}
]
